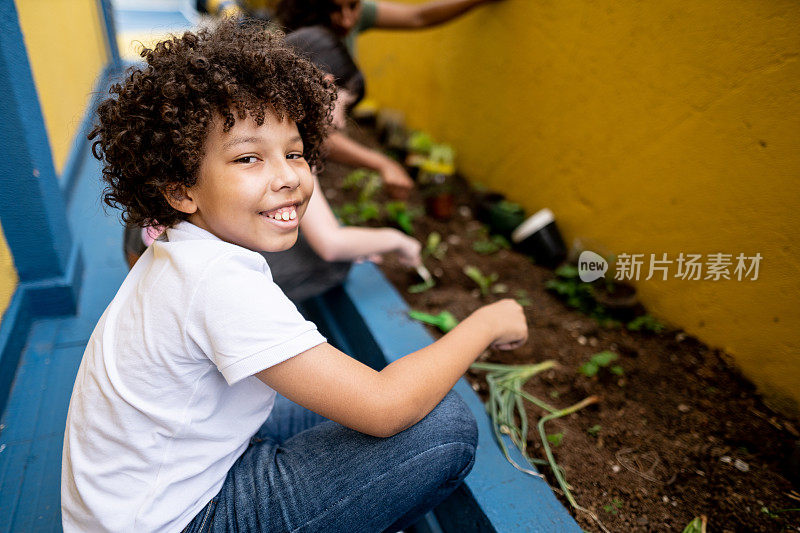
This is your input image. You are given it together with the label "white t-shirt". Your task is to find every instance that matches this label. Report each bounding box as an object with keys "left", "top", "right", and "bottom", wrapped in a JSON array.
[{"left": 61, "top": 221, "right": 326, "bottom": 532}]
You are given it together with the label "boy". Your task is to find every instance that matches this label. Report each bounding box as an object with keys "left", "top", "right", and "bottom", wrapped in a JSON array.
[{"left": 62, "top": 20, "right": 526, "bottom": 532}]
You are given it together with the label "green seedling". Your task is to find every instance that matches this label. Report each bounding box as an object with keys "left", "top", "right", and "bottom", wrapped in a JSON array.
[
  {"left": 537, "top": 395, "right": 606, "bottom": 531},
  {"left": 579, "top": 351, "right": 620, "bottom": 378},
  {"left": 385, "top": 201, "right": 416, "bottom": 235},
  {"left": 761, "top": 506, "right": 800, "bottom": 519},
  {"left": 342, "top": 168, "right": 371, "bottom": 190},
  {"left": 334, "top": 201, "right": 380, "bottom": 225},
  {"left": 495, "top": 199, "right": 525, "bottom": 216},
  {"left": 471, "top": 361, "right": 608, "bottom": 532},
  {"left": 602, "top": 498, "right": 623, "bottom": 515},
  {"left": 549, "top": 390, "right": 560, "bottom": 399},
  {"left": 408, "top": 265, "right": 435, "bottom": 294},
  {"left": 424, "top": 232, "right": 447, "bottom": 260},
  {"left": 464, "top": 265, "right": 498, "bottom": 297},
  {"left": 545, "top": 264, "right": 620, "bottom": 328},
  {"left": 408, "top": 280, "right": 435, "bottom": 294},
  {"left": 682, "top": 515, "right": 707, "bottom": 533},
  {"left": 334, "top": 202, "right": 359, "bottom": 222},
  {"left": 408, "top": 310, "right": 458, "bottom": 333},
  {"left": 515, "top": 289, "right": 533, "bottom": 307},
  {"left": 472, "top": 234, "right": 511, "bottom": 255},
  {"left": 429, "top": 143, "right": 455, "bottom": 166},
  {"left": 546, "top": 432, "right": 564, "bottom": 447},
  {"left": 406, "top": 130, "right": 434, "bottom": 155},
  {"left": 627, "top": 314, "right": 666, "bottom": 333},
  {"left": 587, "top": 424, "right": 602, "bottom": 437},
  {"left": 358, "top": 172, "right": 382, "bottom": 203},
  {"left": 419, "top": 143, "right": 456, "bottom": 177},
  {"left": 360, "top": 201, "right": 380, "bottom": 221}
]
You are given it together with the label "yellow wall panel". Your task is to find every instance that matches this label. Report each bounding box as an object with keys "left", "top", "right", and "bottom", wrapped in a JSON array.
[
  {"left": 14, "top": 0, "right": 107, "bottom": 173},
  {"left": 0, "top": 223, "right": 18, "bottom": 318},
  {"left": 358, "top": 0, "right": 800, "bottom": 413}
]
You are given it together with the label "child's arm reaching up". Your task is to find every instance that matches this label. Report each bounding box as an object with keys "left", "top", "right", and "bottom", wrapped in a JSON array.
[
  {"left": 301, "top": 175, "right": 421, "bottom": 266},
  {"left": 257, "top": 299, "right": 527, "bottom": 438}
]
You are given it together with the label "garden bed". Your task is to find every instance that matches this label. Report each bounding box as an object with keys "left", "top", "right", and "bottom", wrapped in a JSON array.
[{"left": 315, "top": 122, "right": 800, "bottom": 532}]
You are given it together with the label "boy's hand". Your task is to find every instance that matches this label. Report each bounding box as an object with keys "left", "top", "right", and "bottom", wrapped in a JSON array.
[
  {"left": 475, "top": 299, "right": 528, "bottom": 350},
  {"left": 379, "top": 160, "right": 414, "bottom": 199}
]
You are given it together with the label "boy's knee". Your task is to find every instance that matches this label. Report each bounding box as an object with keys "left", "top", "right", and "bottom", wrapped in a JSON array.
[{"left": 425, "top": 390, "right": 478, "bottom": 450}]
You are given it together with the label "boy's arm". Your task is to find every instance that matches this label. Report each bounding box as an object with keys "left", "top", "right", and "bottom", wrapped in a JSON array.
[
  {"left": 302, "top": 176, "right": 421, "bottom": 265},
  {"left": 324, "top": 131, "right": 413, "bottom": 199},
  {"left": 374, "top": 0, "right": 502, "bottom": 30},
  {"left": 256, "top": 299, "right": 526, "bottom": 437}
]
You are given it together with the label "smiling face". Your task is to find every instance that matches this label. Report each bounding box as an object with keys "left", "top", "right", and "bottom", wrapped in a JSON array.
[
  {"left": 329, "top": 0, "right": 362, "bottom": 35},
  {"left": 166, "top": 110, "right": 314, "bottom": 252}
]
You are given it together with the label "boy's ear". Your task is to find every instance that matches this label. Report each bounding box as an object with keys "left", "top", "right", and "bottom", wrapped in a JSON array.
[{"left": 162, "top": 184, "right": 198, "bottom": 215}]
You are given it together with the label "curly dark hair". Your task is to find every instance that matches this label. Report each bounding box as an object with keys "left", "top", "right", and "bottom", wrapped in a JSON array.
[
  {"left": 275, "top": 0, "right": 337, "bottom": 32},
  {"left": 90, "top": 19, "right": 336, "bottom": 227}
]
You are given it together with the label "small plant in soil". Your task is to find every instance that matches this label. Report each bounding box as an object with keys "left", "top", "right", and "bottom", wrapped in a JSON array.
[
  {"left": 407, "top": 269, "right": 436, "bottom": 294},
  {"left": 418, "top": 147, "right": 457, "bottom": 220},
  {"left": 423, "top": 232, "right": 447, "bottom": 261},
  {"left": 682, "top": 515, "right": 708, "bottom": 533},
  {"left": 340, "top": 168, "right": 383, "bottom": 203},
  {"left": 546, "top": 432, "right": 564, "bottom": 447},
  {"left": 407, "top": 309, "right": 458, "bottom": 333},
  {"left": 463, "top": 265, "right": 499, "bottom": 297},
  {"left": 602, "top": 498, "right": 623, "bottom": 515},
  {"left": 384, "top": 201, "right": 419, "bottom": 235},
  {"left": 579, "top": 351, "right": 623, "bottom": 378},
  {"left": 341, "top": 168, "right": 373, "bottom": 190},
  {"left": 587, "top": 424, "right": 602, "bottom": 437},
  {"left": 477, "top": 197, "right": 526, "bottom": 237},
  {"left": 627, "top": 313, "right": 666, "bottom": 333},
  {"left": 472, "top": 234, "right": 511, "bottom": 255},
  {"left": 470, "top": 362, "right": 607, "bottom": 532},
  {"left": 334, "top": 201, "right": 381, "bottom": 225},
  {"left": 514, "top": 289, "right": 533, "bottom": 307},
  {"left": 404, "top": 131, "right": 435, "bottom": 178},
  {"left": 406, "top": 130, "right": 434, "bottom": 156},
  {"left": 545, "top": 265, "right": 620, "bottom": 327}
]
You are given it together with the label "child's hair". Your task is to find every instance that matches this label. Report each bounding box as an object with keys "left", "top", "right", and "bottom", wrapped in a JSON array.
[{"left": 90, "top": 19, "right": 335, "bottom": 227}]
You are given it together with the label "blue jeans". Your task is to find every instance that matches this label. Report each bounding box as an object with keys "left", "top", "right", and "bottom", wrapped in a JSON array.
[{"left": 182, "top": 390, "right": 478, "bottom": 532}]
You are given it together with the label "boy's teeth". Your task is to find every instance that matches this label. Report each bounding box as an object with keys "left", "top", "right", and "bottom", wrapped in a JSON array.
[{"left": 266, "top": 207, "right": 297, "bottom": 220}]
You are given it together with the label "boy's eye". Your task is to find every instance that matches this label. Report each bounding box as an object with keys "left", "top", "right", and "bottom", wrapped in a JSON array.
[
  {"left": 287, "top": 153, "right": 304, "bottom": 160},
  {"left": 234, "top": 156, "right": 259, "bottom": 164}
]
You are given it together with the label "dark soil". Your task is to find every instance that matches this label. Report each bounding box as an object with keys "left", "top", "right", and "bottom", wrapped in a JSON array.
[{"left": 317, "top": 122, "right": 800, "bottom": 533}]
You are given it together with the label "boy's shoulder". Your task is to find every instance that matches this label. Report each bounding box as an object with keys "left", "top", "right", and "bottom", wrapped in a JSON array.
[{"left": 159, "top": 222, "right": 270, "bottom": 278}]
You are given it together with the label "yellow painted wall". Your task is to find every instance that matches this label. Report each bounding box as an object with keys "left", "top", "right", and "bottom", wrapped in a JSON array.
[
  {"left": 0, "top": 223, "right": 18, "bottom": 318},
  {"left": 14, "top": 0, "right": 107, "bottom": 173},
  {"left": 359, "top": 1, "right": 800, "bottom": 414}
]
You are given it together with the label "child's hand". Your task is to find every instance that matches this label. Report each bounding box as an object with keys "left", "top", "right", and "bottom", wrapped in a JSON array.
[
  {"left": 476, "top": 299, "right": 528, "bottom": 350},
  {"left": 392, "top": 231, "right": 422, "bottom": 267},
  {"left": 379, "top": 160, "right": 414, "bottom": 199}
]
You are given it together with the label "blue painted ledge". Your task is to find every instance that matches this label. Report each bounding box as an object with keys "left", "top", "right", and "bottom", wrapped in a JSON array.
[{"left": 303, "top": 263, "right": 581, "bottom": 532}]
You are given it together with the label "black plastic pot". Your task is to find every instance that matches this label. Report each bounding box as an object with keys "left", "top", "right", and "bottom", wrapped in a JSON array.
[
  {"left": 475, "top": 193, "right": 527, "bottom": 238},
  {"left": 511, "top": 208, "right": 567, "bottom": 268}
]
